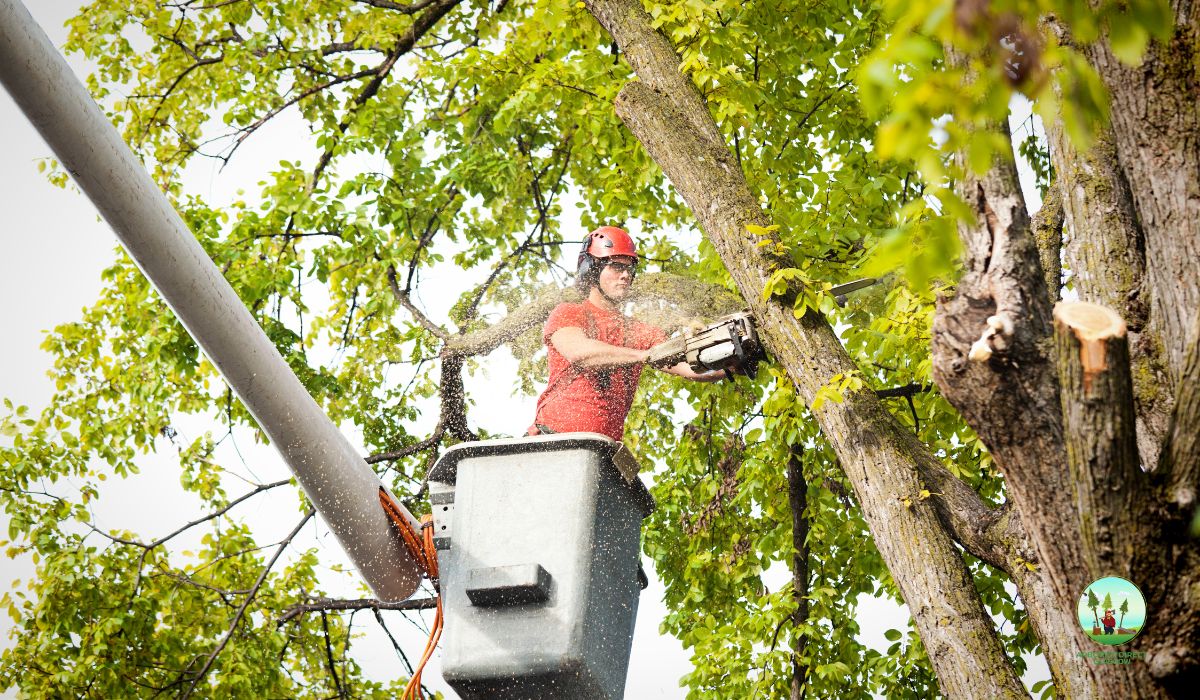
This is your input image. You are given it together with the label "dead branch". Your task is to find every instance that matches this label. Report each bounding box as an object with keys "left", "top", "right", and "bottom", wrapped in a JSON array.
[{"left": 277, "top": 596, "right": 439, "bottom": 625}]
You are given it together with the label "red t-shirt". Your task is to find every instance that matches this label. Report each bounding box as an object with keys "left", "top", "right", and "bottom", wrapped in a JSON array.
[{"left": 530, "top": 300, "right": 666, "bottom": 440}]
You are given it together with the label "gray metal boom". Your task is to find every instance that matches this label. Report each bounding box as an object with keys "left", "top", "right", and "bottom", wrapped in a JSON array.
[{"left": 0, "top": 0, "right": 421, "bottom": 600}]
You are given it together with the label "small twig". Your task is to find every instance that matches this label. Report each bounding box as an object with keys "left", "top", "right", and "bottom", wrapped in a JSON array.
[
  {"left": 373, "top": 608, "right": 417, "bottom": 675},
  {"left": 351, "top": 0, "right": 438, "bottom": 12},
  {"left": 147, "top": 479, "right": 292, "bottom": 550},
  {"left": 906, "top": 394, "right": 921, "bottom": 435},
  {"left": 180, "top": 509, "right": 315, "bottom": 700},
  {"left": 320, "top": 611, "right": 346, "bottom": 698},
  {"left": 386, "top": 265, "right": 451, "bottom": 341},
  {"left": 873, "top": 383, "right": 931, "bottom": 399}
]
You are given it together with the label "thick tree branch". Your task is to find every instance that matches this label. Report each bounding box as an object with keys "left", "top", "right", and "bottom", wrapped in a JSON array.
[
  {"left": 1031, "top": 179, "right": 1064, "bottom": 305},
  {"left": 1046, "top": 114, "right": 1168, "bottom": 466},
  {"left": 1082, "top": 1, "right": 1200, "bottom": 387},
  {"left": 930, "top": 114, "right": 1109, "bottom": 697},
  {"left": 584, "top": 2, "right": 1029, "bottom": 696},
  {"left": 1160, "top": 310, "right": 1200, "bottom": 511}
]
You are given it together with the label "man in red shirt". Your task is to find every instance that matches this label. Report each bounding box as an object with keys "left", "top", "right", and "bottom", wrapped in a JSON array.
[{"left": 528, "top": 226, "right": 725, "bottom": 440}]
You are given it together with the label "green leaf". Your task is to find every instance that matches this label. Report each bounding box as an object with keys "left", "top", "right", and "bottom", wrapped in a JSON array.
[{"left": 1108, "top": 15, "right": 1151, "bottom": 66}]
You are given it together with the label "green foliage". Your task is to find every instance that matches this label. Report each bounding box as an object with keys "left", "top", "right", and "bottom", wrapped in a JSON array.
[
  {"left": 7, "top": 0, "right": 1159, "bottom": 694},
  {"left": 857, "top": 0, "right": 1171, "bottom": 289}
]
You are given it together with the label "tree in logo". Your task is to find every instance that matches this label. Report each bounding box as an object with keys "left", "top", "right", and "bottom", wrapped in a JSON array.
[{"left": 1086, "top": 588, "right": 1100, "bottom": 635}]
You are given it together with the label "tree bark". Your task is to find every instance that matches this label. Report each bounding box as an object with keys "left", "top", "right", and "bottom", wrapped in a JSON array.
[
  {"left": 1045, "top": 116, "right": 1170, "bottom": 467},
  {"left": 583, "top": 2, "right": 1029, "bottom": 696},
  {"left": 1073, "top": 6, "right": 1200, "bottom": 688},
  {"left": 1161, "top": 313, "right": 1200, "bottom": 510},
  {"left": 1084, "top": 2, "right": 1200, "bottom": 388},
  {"left": 1141, "top": 305, "right": 1200, "bottom": 691}
]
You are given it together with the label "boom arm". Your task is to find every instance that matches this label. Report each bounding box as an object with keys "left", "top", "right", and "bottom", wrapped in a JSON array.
[{"left": 0, "top": 0, "right": 423, "bottom": 600}]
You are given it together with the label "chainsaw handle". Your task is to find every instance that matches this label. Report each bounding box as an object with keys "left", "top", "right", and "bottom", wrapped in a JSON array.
[{"left": 645, "top": 337, "right": 686, "bottom": 368}]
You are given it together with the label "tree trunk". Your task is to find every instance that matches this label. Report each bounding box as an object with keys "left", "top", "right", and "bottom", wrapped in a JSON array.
[
  {"left": 1045, "top": 114, "right": 1170, "bottom": 468},
  {"left": 930, "top": 116, "right": 1107, "bottom": 697},
  {"left": 1085, "top": 5, "right": 1200, "bottom": 391},
  {"left": 788, "top": 446, "right": 809, "bottom": 700},
  {"left": 1079, "top": 5, "right": 1200, "bottom": 688},
  {"left": 583, "top": 2, "right": 1030, "bottom": 697},
  {"left": 1139, "top": 309, "right": 1200, "bottom": 692}
]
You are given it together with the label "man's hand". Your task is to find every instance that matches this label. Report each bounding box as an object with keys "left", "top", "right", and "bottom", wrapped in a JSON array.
[{"left": 659, "top": 361, "right": 729, "bottom": 382}]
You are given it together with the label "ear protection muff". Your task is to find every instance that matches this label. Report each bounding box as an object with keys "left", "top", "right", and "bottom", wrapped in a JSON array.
[{"left": 575, "top": 239, "right": 598, "bottom": 294}]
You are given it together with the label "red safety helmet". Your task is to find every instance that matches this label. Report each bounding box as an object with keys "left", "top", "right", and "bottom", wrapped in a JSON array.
[{"left": 576, "top": 226, "right": 639, "bottom": 293}]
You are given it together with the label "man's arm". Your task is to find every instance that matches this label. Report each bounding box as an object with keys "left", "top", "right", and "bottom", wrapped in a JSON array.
[
  {"left": 551, "top": 327, "right": 728, "bottom": 381},
  {"left": 550, "top": 327, "right": 647, "bottom": 368}
]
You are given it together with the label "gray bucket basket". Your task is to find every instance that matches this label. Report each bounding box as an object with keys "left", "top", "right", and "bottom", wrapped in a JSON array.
[{"left": 427, "top": 433, "right": 655, "bottom": 700}]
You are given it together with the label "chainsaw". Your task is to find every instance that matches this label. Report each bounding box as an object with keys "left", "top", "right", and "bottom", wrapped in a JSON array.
[
  {"left": 646, "top": 310, "right": 763, "bottom": 378},
  {"left": 645, "top": 278, "right": 877, "bottom": 377}
]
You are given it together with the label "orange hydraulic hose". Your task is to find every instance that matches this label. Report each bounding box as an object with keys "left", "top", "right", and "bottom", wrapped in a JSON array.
[
  {"left": 378, "top": 488, "right": 443, "bottom": 700},
  {"left": 402, "top": 515, "right": 442, "bottom": 700}
]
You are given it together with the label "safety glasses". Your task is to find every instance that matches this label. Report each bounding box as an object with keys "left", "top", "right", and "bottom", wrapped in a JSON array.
[{"left": 603, "top": 260, "right": 638, "bottom": 275}]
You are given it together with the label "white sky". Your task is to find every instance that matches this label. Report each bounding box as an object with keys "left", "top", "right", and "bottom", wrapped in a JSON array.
[{"left": 0, "top": 1, "right": 1050, "bottom": 697}]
